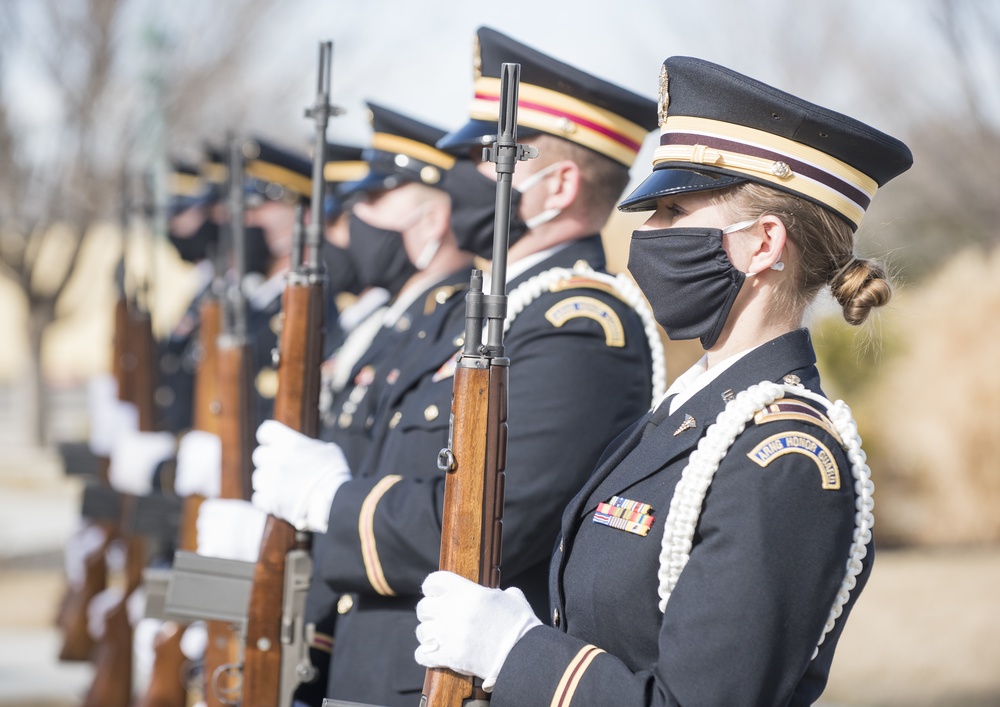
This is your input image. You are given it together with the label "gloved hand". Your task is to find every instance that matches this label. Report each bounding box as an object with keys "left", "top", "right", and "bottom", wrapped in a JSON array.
[
  {"left": 108, "top": 429, "right": 176, "bottom": 495},
  {"left": 87, "top": 373, "right": 139, "bottom": 457},
  {"left": 87, "top": 586, "right": 146, "bottom": 639},
  {"left": 180, "top": 621, "right": 208, "bottom": 661},
  {"left": 414, "top": 571, "right": 542, "bottom": 691},
  {"left": 250, "top": 420, "right": 351, "bottom": 533},
  {"left": 64, "top": 522, "right": 108, "bottom": 589},
  {"left": 196, "top": 498, "right": 267, "bottom": 562},
  {"left": 174, "top": 430, "right": 222, "bottom": 498}
]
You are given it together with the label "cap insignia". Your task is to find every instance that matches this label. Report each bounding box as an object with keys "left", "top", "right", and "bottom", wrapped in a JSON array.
[
  {"left": 657, "top": 64, "right": 670, "bottom": 127},
  {"left": 473, "top": 35, "right": 482, "bottom": 81}
]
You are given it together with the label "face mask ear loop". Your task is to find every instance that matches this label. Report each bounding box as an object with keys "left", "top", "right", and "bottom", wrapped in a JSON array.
[
  {"left": 515, "top": 161, "right": 563, "bottom": 194},
  {"left": 524, "top": 208, "right": 561, "bottom": 230},
  {"left": 413, "top": 237, "right": 441, "bottom": 270},
  {"left": 518, "top": 162, "right": 565, "bottom": 232}
]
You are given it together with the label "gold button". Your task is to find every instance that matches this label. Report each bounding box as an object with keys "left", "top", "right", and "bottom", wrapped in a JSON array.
[
  {"left": 424, "top": 405, "right": 439, "bottom": 422},
  {"left": 389, "top": 411, "right": 402, "bottom": 429},
  {"left": 453, "top": 335, "right": 464, "bottom": 347},
  {"left": 338, "top": 412, "right": 353, "bottom": 428},
  {"left": 336, "top": 594, "right": 354, "bottom": 614},
  {"left": 417, "top": 330, "right": 426, "bottom": 339},
  {"left": 396, "top": 316, "right": 411, "bottom": 332},
  {"left": 552, "top": 608, "right": 560, "bottom": 627},
  {"left": 558, "top": 538, "right": 564, "bottom": 553}
]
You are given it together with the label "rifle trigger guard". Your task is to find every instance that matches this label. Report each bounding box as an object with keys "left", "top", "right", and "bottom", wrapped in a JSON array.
[{"left": 437, "top": 448, "right": 456, "bottom": 472}]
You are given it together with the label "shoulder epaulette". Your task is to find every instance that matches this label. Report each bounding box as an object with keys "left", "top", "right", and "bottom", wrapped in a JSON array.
[{"left": 752, "top": 398, "right": 843, "bottom": 445}]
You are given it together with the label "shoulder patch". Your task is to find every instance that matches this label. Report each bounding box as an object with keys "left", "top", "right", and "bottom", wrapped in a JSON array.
[
  {"left": 747, "top": 432, "right": 841, "bottom": 490},
  {"left": 545, "top": 296, "right": 625, "bottom": 347},
  {"left": 550, "top": 275, "right": 627, "bottom": 303},
  {"left": 752, "top": 399, "right": 842, "bottom": 445},
  {"left": 423, "top": 283, "right": 468, "bottom": 315}
]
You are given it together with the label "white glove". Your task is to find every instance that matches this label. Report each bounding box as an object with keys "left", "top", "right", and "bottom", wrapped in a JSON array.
[
  {"left": 196, "top": 498, "right": 267, "bottom": 562},
  {"left": 87, "top": 586, "right": 123, "bottom": 640},
  {"left": 250, "top": 420, "right": 351, "bottom": 533},
  {"left": 109, "top": 429, "right": 176, "bottom": 495},
  {"left": 133, "top": 617, "right": 162, "bottom": 690},
  {"left": 415, "top": 571, "right": 541, "bottom": 691},
  {"left": 180, "top": 621, "right": 208, "bottom": 661},
  {"left": 88, "top": 373, "right": 139, "bottom": 456},
  {"left": 64, "top": 522, "right": 108, "bottom": 588},
  {"left": 175, "top": 430, "right": 222, "bottom": 498},
  {"left": 86, "top": 586, "right": 144, "bottom": 639}
]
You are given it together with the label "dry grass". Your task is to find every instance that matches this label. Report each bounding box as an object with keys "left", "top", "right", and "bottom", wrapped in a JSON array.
[{"left": 854, "top": 246, "right": 1000, "bottom": 545}]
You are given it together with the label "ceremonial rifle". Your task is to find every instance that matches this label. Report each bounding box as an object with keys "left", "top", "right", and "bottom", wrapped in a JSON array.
[
  {"left": 241, "top": 40, "right": 335, "bottom": 707},
  {"left": 138, "top": 174, "right": 227, "bottom": 707},
  {"left": 84, "top": 171, "right": 157, "bottom": 707},
  {"left": 420, "top": 63, "right": 536, "bottom": 707},
  {"left": 199, "top": 134, "right": 258, "bottom": 707},
  {"left": 56, "top": 172, "right": 136, "bottom": 663}
]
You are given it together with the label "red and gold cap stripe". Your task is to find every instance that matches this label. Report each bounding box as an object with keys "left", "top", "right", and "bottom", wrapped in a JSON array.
[
  {"left": 471, "top": 77, "right": 649, "bottom": 167},
  {"left": 371, "top": 133, "right": 457, "bottom": 170},
  {"left": 245, "top": 159, "right": 313, "bottom": 197},
  {"left": 655, "top": 115, "right": 878, "bottom": 228},
  {"left": 549, "top": 644, "right": 605, "bottom": 707},
  {"left": 358, "top": 474, "right": 403, "bottom": 597},
  {"left": 324, "top": 161, "right": 369, "bottom": 183}
]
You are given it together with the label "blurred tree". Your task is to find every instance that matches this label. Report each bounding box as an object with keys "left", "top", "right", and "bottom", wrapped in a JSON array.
[{"left": 0, "top": 0, "right": 286, "bottom": 445}]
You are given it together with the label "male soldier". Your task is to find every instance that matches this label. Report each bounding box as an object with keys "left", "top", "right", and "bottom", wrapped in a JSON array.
[
  {"left": 172, "top": 136, "right": 321, "bottom": 498},
  {"left": 276, "top": 102, "right": 476, "bottom": 707},
  {"left": 251, "top": 28, "right": 664, "bottom": 707}
]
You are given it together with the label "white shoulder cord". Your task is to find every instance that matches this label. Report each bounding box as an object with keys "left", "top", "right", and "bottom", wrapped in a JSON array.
[
  {"left": 656, "top": 380, "right": 875, "bottom": 660},
  {"left": 502, "top": 262, "right": 667, "bottom": 404}
]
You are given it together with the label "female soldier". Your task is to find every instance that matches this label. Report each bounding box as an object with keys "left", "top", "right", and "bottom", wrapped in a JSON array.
[{"left": 414, "top": 56, "right": 912, "bottom": 706}]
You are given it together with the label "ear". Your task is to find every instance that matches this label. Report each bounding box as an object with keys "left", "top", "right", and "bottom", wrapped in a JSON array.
[
  {"left": 543, "top": 160, "right": 581, "bottom": 211},
  {"left": 747, "top": 214, "right": 787, "bottom": 275},
  {"left": 415, "top": 194, "right": 449, "bottom": 242}
]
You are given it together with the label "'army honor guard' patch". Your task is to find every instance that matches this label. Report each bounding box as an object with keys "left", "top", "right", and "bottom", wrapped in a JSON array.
[
  {"left": 747, "top": 432, "right": 841, "bottom": 490},
  {"left": 593, "top": 496, "right": 655, "bottom": 536}
]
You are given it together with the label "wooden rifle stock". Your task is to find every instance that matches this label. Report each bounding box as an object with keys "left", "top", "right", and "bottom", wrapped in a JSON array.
[
  {"left": 242, "top": 39, "right": 333, "bottom": 706},
  {"left": 84, "top": 303, "right": 155, "bottom": 707},
  {"left": 137, "top": 296, "right": 224, "bottom": 707},
  {"left": 242, "top": 282, "right": 325, "bottom": 706},
  {"left": 201, "top": 324, "right": 257, "bottom": 707},
  {"left": 421, "top": 363, "right": 508, "bottom": 707},
  {"left": 422, "top": 61, "right": 530, "bottom": 707},
  {"left": 58, "top": 292, "right": 132, "bottom": 661}
]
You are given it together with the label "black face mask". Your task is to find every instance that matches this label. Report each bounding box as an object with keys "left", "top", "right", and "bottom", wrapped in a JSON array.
[
  {"left": 347, "top": 214, "right": 416, "bottom": 296},
  {"left": 446, "top": 160, "right": 529, "bottom": 259},
  {"left": 627, "top": 227, "right": 747, "bottom": 349},
  {"left": 244, "top": 226, "right": 272, "bottom": 277},
  {"left": 321, "top": 242, "right": 362, "bottom": 296},
  {"left": 169, "top": 218, "right": 218, "bottom": 263}
]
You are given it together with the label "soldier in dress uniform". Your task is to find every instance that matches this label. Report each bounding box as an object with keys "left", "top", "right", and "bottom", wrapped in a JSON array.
[
  {"left": 287, "top": 102, "right": 477, "bottom": 707},
  {"left": 250, "top": 27, "right": 665, "bottom": 707},
  {"left": 319, "top": 142, "right": 370, "bottom": 356},
  {"left": 415, "top": 55, "right": 913, "bottom": 707}
]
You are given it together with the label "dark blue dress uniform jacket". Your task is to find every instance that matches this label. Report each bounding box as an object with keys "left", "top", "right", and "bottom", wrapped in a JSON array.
[
  {"left": 491, "top": 328, "right": 872, "bottom": 707},
  {"left": 296, "top": 269, "right": 471, "bottom": 705},
  {"left": 314, "top": 235, "right": 655, "bottom": 707}
]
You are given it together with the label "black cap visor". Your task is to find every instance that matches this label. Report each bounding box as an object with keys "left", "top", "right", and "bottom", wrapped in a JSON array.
[
  {"left": 436, "top": 119, "right": 542, "bottom": 156},
  {"left": 618, "top": 165, "right": 746, "bottom": 212}
]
